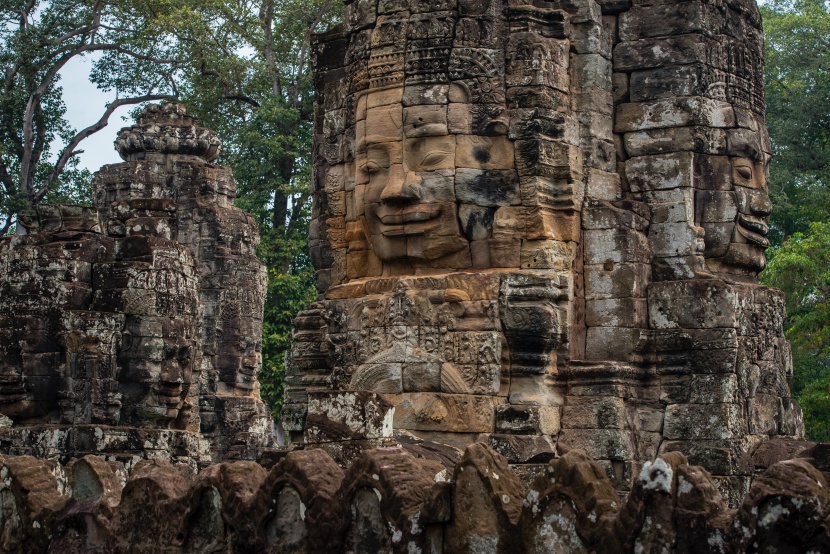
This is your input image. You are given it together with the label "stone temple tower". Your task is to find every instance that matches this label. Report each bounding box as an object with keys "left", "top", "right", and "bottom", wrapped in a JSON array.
[
  {"left": 0, "top": 103, "right": 274, "bottom": 466},
  {"left": 284, "top": 0, "right": 804, "bottom": 503}
]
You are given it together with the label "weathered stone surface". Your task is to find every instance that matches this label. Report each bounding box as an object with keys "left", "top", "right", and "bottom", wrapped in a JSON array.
[
  {"left": 521, "top": 450, "right": 622, "bottom": 553},
  {"left": 0, "top": 3, "right": 808, "bottom": 550},
  {"left": 445, "top": 443, "right": 525, "bottom": 554},
  {"left": 0, "top": 103, "right": 274, "bottom": 464},
  {"left": 2, "top": 438, "right": 830, "bottom": 553},
  {"left": 289, "top": 0, "right": 796, "bottom": 480}
]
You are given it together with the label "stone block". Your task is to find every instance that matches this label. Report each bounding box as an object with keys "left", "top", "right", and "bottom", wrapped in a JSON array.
[
  {"left": 492, "top": 206, "right": 526, "bottom": 237},
  {"left": 557, "top": 428, "right": 634, "bottom": 460},
  {"left": 484, "top": 434, "right": 556, "bottom": 463},
  {"left": 613, "top": 71, "right": 630, "bottom": 104},
  {"left": 455, "top": 169, "right": 521, "bottom": 206},
  {"left": 525, "top": 208, "right": 581, "bottom": 242},
  {"left": 625, "top": 152, "right": 695, "bottom": 192},
  {"left": 586, "top": 168, "right": 622, "bottom": 200},
  {"left": 584, "top": 327, "right": 642, "bottom": 361},
  {"left": 585, "top": 262, "right": 649, "bottom": 299},
  {"left": 613, "top": 36, "right": 711, "bottom": 71},
  {"left": 660, "top": 439, "right": 753, "bottom": 475},
  {"left": 403, "top": 104, "right": 448, "bottom": 137},
  {"left": 689, "top": 374, "right": 739, "bottom": 404},
  {"left": 392, "top": 393, "right": 496, "bottom": 433},
  {"left": 561, "top": 396, "right": 626, "bottom": 429},
  {"left": 519, "top": 239, "right": 576, "bottom": 270},
  {"left": 488, "top": 238, "right": 522, "bottom": 268},
  {"left": 495, "top": 404, "right": 560, "bottom": 435},
  {"left": 748, "top": 394, "right": 781, "bottom": 436},
  {"left": 648, "top": 221, "right": 703, "bottom": 257},
  {"left": 456, "top": 135, "right": 514, "bottom": 170},
  {"left": 637, "top": 407, "right": 665, "bottom": 433},
  {"left": 624, "top": 126, "right": 726, "bottom": 157},
  {"left": 305, "top": 391, "right": 395, "bottom": 444},
  {"left": 615, "top": 97, "right": 735, "bottom": 133},
  {"left": 650, "top": 254, "right": 706, "bottom": 281},
  {"left": 585, "top": 297, "right": 647, "bottom": 328},
  {"left": 662, "top": 403, "right": 746, "bottom": 441},
  {"left": 630, "top": 64, "right": 708, "bottom": 102},
  {"left": 648, "top": 280, "right": 740, "bottom": 329},
  {"left": 364, "top": 104, "right": 403, "bottom": 143},
  {"left": 572, "top": 54, "right": 613, "bottom": 90},
  {"left": 582, "top": 200, "right": 649, "bottom": 231},
  {"left": 458, "top": 204, "right": 496, "bottom": 241},
  {"left": 507, "top": 375, "right": 564, "bottom": 407},
  {"left": 650, "top": 201, "right": 693, "bottom": 224},
  {"left": 618, "top": 3, "right": 724, "bottom": 41},
  {"left": 584, "top": 228, "right": 650, "bottom": 264}
]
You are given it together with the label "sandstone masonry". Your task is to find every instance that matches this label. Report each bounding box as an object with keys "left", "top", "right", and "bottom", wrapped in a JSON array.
[
  {"left": 0, "top": 103, "right": 274, "bottom": 467},
  {"left": 284, "top": 0, "right": 803, "bottom": 507}
]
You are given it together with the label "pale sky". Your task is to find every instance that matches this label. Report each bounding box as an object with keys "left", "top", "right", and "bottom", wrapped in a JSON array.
[{"left": 59, "top": 55, "right": 137, "bottom": 173}]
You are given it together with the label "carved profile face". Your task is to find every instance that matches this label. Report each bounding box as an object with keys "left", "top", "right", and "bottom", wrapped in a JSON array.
[
  {"left": 696, "top": 130, "right": 772, "bottom": 276},
  {"left": 0, "top": 345, "right": 53, "bottom": 421},
  {"left": 218, "top": 316, "right": 262, "bottom": 395},
  {"left": 721, "top": 155, "right": 772, "bottom": 272},
  {"left": 354, "top": 86, "right": 515, "bottom": 272}
]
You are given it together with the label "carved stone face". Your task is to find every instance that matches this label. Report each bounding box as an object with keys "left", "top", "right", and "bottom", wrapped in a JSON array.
[
  {"left": 119, "top": 325, "right": 193, "bottom": 424},
  {"left": 354, "top": 87, "right": 516, "bottom": 272},
  {"left": 697, "top": 136, "right": 772, "bottom": 276},
  {"left": 722, "top": 156, "right": 772, "bottom": 272},
  {"left": 0, "top": 320, "right": 59, "bottom": 423}
]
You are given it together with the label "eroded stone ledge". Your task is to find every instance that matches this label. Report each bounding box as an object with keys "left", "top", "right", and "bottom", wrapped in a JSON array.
[{"left": 2, "top": 439, "right": 827, "bottom": 553}]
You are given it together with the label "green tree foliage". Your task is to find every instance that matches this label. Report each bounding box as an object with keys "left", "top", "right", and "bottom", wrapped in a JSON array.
[
  {"left": 164, "top": 0, "right": 340, "bottom": 413},
  {"left": 761, "top": 0, "right": 830, "bottom": 246},
  {"left": 762, "top": 223, "right": 830, "bottom": 440},
  {"left": 0, "top": 0, "right": 183, "bottom": 235},
  {"left": 761, "top": 0, "right": 830, "bottom": 440}
]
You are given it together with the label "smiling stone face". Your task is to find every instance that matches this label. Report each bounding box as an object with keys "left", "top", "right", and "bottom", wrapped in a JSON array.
[
  {"left": 355, "top": 91, "right": 517, "bottom": 271},
  {"left": 695, "top": 124, "right": 772, "bottom": 277}
]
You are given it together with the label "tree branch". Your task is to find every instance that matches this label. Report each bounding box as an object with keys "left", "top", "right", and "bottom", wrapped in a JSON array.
[
  {"left": 286, "top": 191, "right": 310, "bottom": 236},
  {"left": 261, "top": 1, "right": 282, "bottom": 98},
  {"left": 0, "top": 216, "right": 14, "bottom": 237},
  {"left": 223, "top": 94, "right": 261, "bottom": 107},
  {"left": 0, "top": 159, "right": 14, "bottom": 194},
  {"left": 32, "top": 94, "right": 172, "bottom": 204},
  {"left": 19, "top": 41, "right": 178, "bottom": 194},
  {"left": 293, "top": 0, "right": 334, "bottom": 107}
]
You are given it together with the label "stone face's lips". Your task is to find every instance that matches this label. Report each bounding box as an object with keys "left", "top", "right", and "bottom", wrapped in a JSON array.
[
  {"left": 738, "top": 215, "right": 770, "bottom": 247},
  {"left": 379, "top": 204, "right": 442, "bottom": 235}
]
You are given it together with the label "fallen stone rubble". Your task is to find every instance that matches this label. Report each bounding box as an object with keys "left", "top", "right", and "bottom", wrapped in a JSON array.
[{"left": 1, "top": 440, "right": 827, "bottom": 553}]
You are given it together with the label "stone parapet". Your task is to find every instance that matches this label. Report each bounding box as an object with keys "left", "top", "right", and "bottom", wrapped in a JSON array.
[{"left": 2, "top": 441, "right": 828, "bottom": 553}]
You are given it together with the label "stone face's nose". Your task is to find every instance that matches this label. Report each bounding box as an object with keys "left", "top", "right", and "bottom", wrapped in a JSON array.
[
  {"left": 750, "top": 190, "right": 772, "bottom": 216},
  {"left": 379, "top": 165, "right": 420, "bottom": 203}
]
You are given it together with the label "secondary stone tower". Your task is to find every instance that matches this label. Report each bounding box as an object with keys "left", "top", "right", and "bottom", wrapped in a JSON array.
[{"left": 0, "top": 103, "right": 274, "bottom": 466}]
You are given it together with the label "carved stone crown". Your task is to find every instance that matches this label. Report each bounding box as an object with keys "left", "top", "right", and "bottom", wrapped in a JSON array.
[{"left": 115, "top": 102, "right": 221, "bottom": 162}]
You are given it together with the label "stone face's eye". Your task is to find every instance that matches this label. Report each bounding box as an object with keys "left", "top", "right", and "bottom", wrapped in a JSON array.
[
  {"left": 736, "top": 165, "right": 752, "bottom": 180},
  {"left": 420, "top": 151, "right": 450, "bottom": 167}
]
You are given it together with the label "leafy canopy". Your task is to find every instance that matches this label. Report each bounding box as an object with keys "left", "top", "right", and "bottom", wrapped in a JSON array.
[
  {"left": 761, "top": 0, "right": 830, "bottom": 246},
  {"left": 0, "top": 0, "right": 182, "bottom": 234},
  {"left": 762, "top": 222, "right": 830, "bottom": 440}
]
